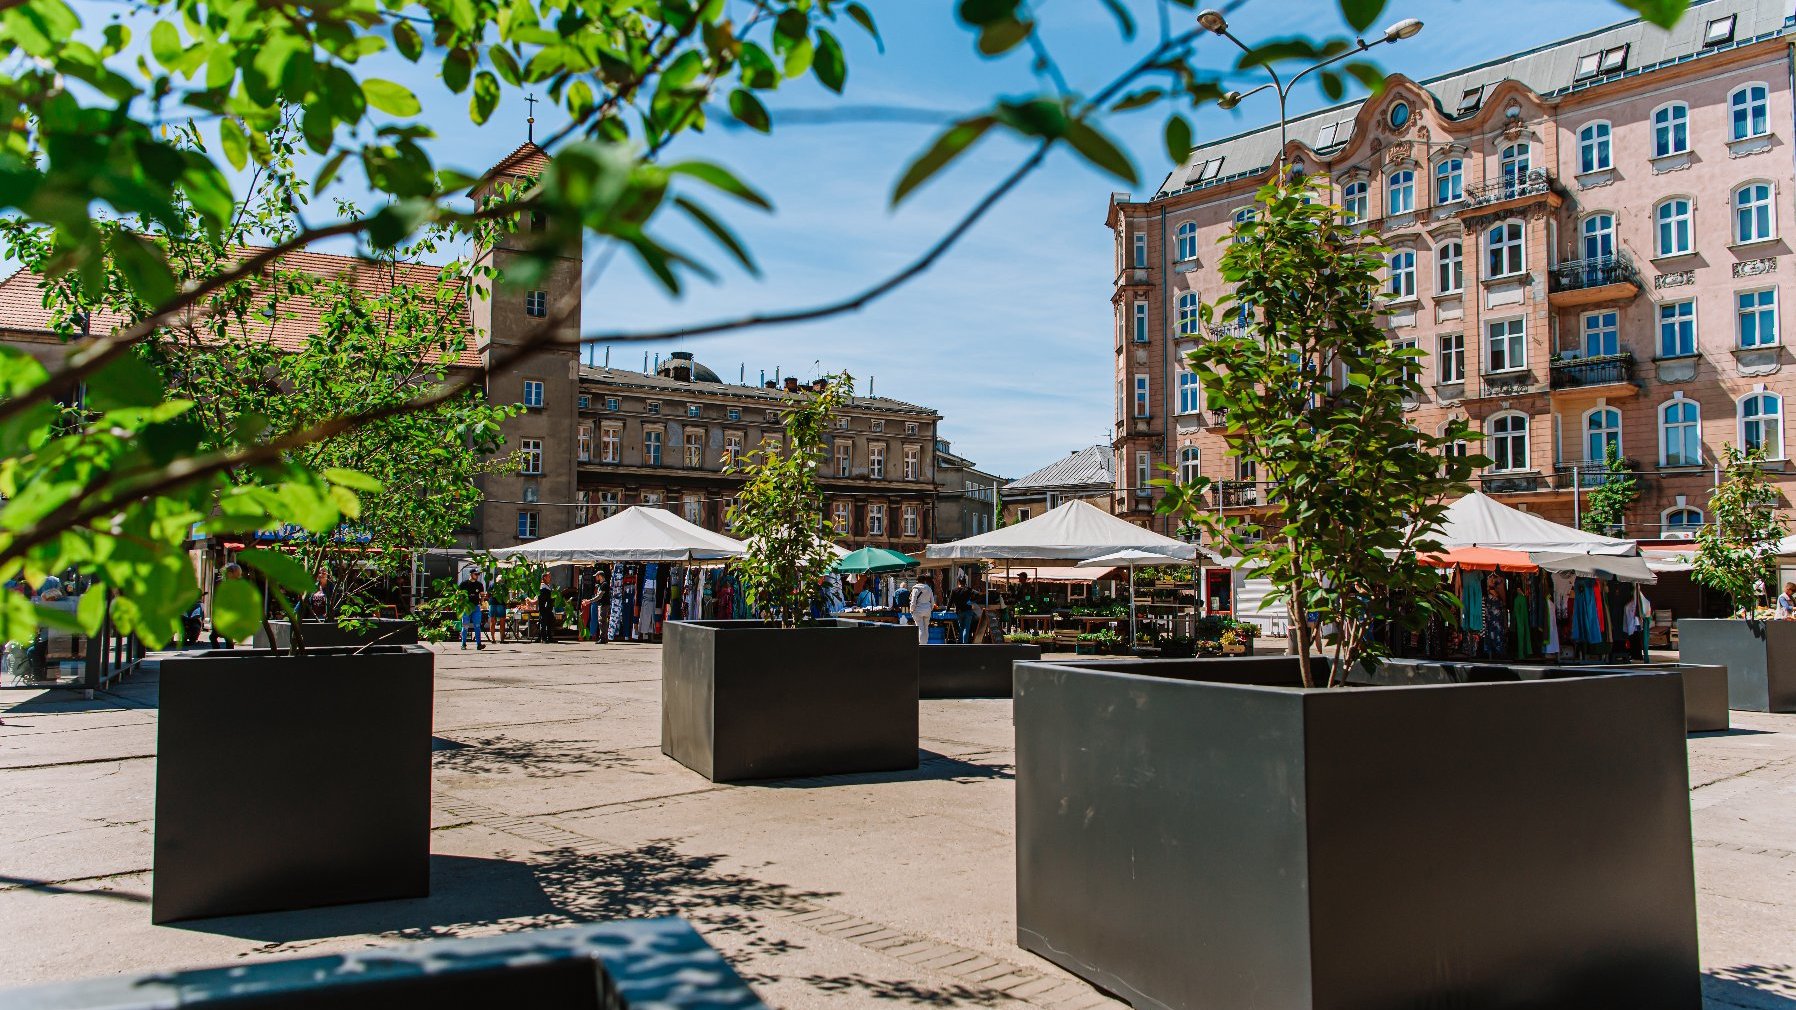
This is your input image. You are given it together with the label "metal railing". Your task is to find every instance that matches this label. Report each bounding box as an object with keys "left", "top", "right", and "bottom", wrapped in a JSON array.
[
  {"left": 1475, "top": 472, "right": 1552, "bottom": 494},
  {"left": 1472, "top": 369, "right": 1547, "bottom": 400},
  {"left": 1556, "top": 459, "right": 1640, "bottom": 489},
  {"left": 1550, "top": 252, "right": 1641, "bottom": 293},
  {"left": 1550, "top": 352, "right": 1635, "bottom": 389},
  {"left": 1464, "top": 168, "right": 1552, "bottom": 208},
  {"left": 1205, "top": 320, "right": 1253, "bottom": 339}
]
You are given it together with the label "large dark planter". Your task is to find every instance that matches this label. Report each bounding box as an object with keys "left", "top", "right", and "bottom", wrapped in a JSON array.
[
  {"left": 153, "top": 645, "right": 433, "bottom": 923},
  {"left": 1349, "top": 657, "right": 1729, "bottom": 734},
  {"left": 0, "top": 918, "right": 766, "bottom": 1009},
  {"left": 1015, "top": 656, "right": 1699, "bottom": 1010},
  {"left": 252, "top": 618, "right": 419, "bottom": 649},
  {"left": 1676, "top": 618, "right": 1796, "bottom": 712},
  {"left": 918, "top": 644, "right": 1041, "bottom": 698},
  {"left": 662, "top": 620, "right": 918, "bottom": 782}
]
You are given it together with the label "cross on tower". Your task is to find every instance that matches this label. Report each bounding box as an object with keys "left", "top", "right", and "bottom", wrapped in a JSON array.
[{"left": 525, "top": 93, "right": 537, "bottom": 143}]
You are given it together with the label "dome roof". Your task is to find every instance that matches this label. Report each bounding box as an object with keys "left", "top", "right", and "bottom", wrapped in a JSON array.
[{"left": 656, "top": 351, "right": 721, "bottom": 384}]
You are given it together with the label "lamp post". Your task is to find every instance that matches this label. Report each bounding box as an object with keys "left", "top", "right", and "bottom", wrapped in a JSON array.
[{"left": 1198, "top": 10, "right": 1423, "bottom": 164}]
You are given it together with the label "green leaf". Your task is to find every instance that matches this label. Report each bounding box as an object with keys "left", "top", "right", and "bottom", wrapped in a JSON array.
[
  {"left": 108, "top": 233, "right": 176, "bottom": 309},
  {"left": 977, "top": 18, "right": 1033, "bottom": 56},
  {"left": 443, "top": 47, "right": 473, "bottom": 93},
  {"left": 77, "top": 586, "right": 106, "bottom": 635},
  {"left": 238, "top": 548, "right": 318, "bottom": 597},
  {"left": 1616, "top": 0, "right": 1688, "bottom": 29},
  {"left": 1064, "top": 120, "right": 1138, "bottom": 185},
  {"left": 363, "top": 78, "right": 422, "bottom": 117},
  {"left": 1340, "top": 0, "right": 1387, "bottom": 32},
  {"left": 211, "top": 578, "right": 265, "bottom": 643},
  {"left": 667, "top": 161, "right": 772, "bottom": 209},
  {"left": 219, "top": 118, "right": 249, "bottom": 171},
  {"left": 1098, "top": 0, "right": 1136, "bottom": 39},
  {"left": 958, "top": 0, "right": 1022, "bottom": 26},
  {"left": 891, "top": 115, "right": 994, "bottom": 205},
  {"left": 845, "top": 2, "right": 883, "bottom": 52},
  {"left": 470, "top": 70, "right": 500, "bottom": 124},
  {"left": 149, "top": 20, "right": 182, "bottom": 69},
  {"left": 87, "top": 352, "right": 164, "bottom": 411},
  {"left": 323, "top": 467, "right": 383, "bottom": 492},
  {"left": 1165, "top": 114, "right": 1193, "bottom": 164},
  {"left": 728, "top": 88, "right": 771, "bottom": 132},
  {"left": 675, "top": 195, "right": 759, "bottom": 275},
  {"left": 813, "top": 29, "right": 846, "bottom": 93},
  {"left": 1113, "top": 88, "right": 1164, "bottom": 112},
  {"left": 393, "top": 21, "right": 423, "bottom": 61}
]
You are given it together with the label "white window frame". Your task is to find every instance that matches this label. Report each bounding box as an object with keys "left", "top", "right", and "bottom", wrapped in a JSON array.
[
  {"left": 1652, "top": 102, "right": 1689, "bottom": 157},
  {"left": 1738, "top": 287, "right": 1780, "bottom": 348},
  {"left": 1387, "top": 169, "right": 1415, "bottom": 216},
  {"left": 1387, "top": 250, "right": 1416, "bottom": 299},
  {"left": 868, "top": 504, "right": 885, "bottom": 536},
  {"left": 1435, "top": 240, "right": 1463, "bottom": 295},
  {"left": 1740, "top": 391, "right": 1786, "bottom": 459},
  {"left": 520, "top": 438, "right": 544, "bottom": 475},
  {"left": 724, "top": 432, "right": 744, "bottom": 466},
  {"left": 1655, "top": 197, "right": 1693, "bottom": 257},
  {"left": 1134, "top": 374, "right": 1150, "bottom": 417},
  {"left": 1662, "top": 506, "right": 1705, "bottom": 536},
  {"left": 683, "top": 494, "right": 701, "bottom": 525},
  {"left": 1581, "top": 213, "right": 1615, "bottom": 261},
  {"left": 1734, "top": 181, "right": 1775, "bottom": 244},
  {"left": 1486, "top": 317, "right": 1526, "bottom": 373},
  {"left": 1132, "top": 231, "right": 1148, "bottom": 267},
  {"left": 832, "top": 500, "right": 851, "bottom": 534},
  {"left": 1487, "top": 411, "right": 1530, "bottom": 472},
  {"left": 1177, "top": 292, "right": 1201, "bottom": 335},
  {"left": 1177, "top": 368, "right": 1201, "bottom": 414},
  {"left": 1498, "top": 142, "right": 1531, "bottom": 183},
  {"left": 516, "top": 510, "right": 540, "bottom": 540},
  {"left": 1583, "top": 405, "right": 1622, "bottom": 462},
  {"left": 869, "top": 444, "right": 886, "bottom": 479},
  {"left": 903, "top": 444, "right": 920, "bottom": 481},
  {"left": 525, "top": 290, "right": 548, "bottom": 317},
  {"left": 643, "top": 429, "right": 662, "bottom": 466},
  {"left": 576, "top": 422, "right": 592, "bottom": 462},
  {"left": 1659, "top": 396, "right": 1702, "bottom": 468},
  {"left": 836, "top": 439, "right": 852, "bottom": 477},
  {"left": 1131, "top": 301, "right": 1148, "bottom": 343},
  {"left": 902, "top": 504, "right": 919, "bottom": 537},
  {"left": 1135, "top": 451, "right": 1151, "bottom": 498},
  {"left": 1729, "top": 83, "right": 1770, "bottom": 142},
  {"left": 1486, "top": 220, "right": 1525, "bottom": 278},
  {"left": 1342, "top": 180, "right": 1368, "bottom": 224},
  {"left": 1175, "top": 221, "right": 1198, "bottom": 261},
  {"left": 522, "top": 379, "right": 545, "bottom": 408},
  {"left": 1577, "top": 121, "right": 1612, "bottom": 174},
  {"left": 1438, "top": 332, "right": 1465, "bottom": 384},
  {"left": 1658, "top": 298, "right": 1696, "bottom": 357},
  {"left": 1581, "top": 309, "right": 1620, "bottom": 357},
  {"left": 1434, "top": 158, "right": 1463, "bottom": 205},
  {"left": 600, "top": 424, "right": 621, "bottom": 463},
  {"left": 1179, "top": 446, "right": 1201, "bottom": 484},
  {"left": 683, "top": 429, "right": 703, "bottom": 467}
]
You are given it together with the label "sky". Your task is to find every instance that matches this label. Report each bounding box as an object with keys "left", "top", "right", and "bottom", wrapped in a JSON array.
[{"left": 54, "top": 0, "right": 1654, "bottom": 477}]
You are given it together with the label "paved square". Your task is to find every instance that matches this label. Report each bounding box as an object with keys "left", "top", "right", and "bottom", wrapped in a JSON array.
[{"left": 1, "top": 643, "right": 1792, "bottom": 1008}]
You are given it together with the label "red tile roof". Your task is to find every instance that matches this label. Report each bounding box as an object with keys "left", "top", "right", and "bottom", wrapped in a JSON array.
[
  {"left": 475, "top": 142, "right": 550, "bottom": 193},
  {"left": 0, "top": 249, "right": 482, "bottom": 368}
]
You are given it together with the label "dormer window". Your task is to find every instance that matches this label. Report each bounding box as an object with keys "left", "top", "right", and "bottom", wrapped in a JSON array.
[
  {"left": 647, "top": 401, "right": 661, "bottom": 416},
  {"left": 1575, "top": 53, "right": 1600, "bottom": 79},
  {"left": 1185, "top": 157, "right": 1225, "bottom": 185},
  {"left": 1316, "top": 122, "right": 1340, "bottom": 147},
  {"left": 872, "top": 420, "right": 885, "bottom": 433},
  {"left": 1599, "top": 44, "right": 1628, "bottom": 73},
  {"left": 1457, "top": 86, "right": 1483, "bottom": 113},
  {"left": 1705, "top": 14, "right": 1736, "bottom": 45}
]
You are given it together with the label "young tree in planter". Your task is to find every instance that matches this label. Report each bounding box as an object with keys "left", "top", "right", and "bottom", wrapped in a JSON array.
[
  {"left": 1578, "top": 443, "right": 1638, "bottom": 537},
  {"left": 1694, "top": 443, "right": 1787, "bottom": 616},
  {"left": 1154, "top": 178, "right": 1484, "bottom": 688},
  {"left": 727, "top": 375, "right": 851, "bottom": 627}
]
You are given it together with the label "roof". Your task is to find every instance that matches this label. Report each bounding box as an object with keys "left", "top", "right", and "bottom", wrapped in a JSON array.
[
  {"left": 491, "top": 505, "right": 746, "bottom": 563},
  {"left": 0, "top": 251, "right": 482, "bottom": 368},
  {"left": 1004, "top": 445, "right": 1114, "bottom": 492},
  {"left": 476, "top": 142, "right": 551, "bottom": 191},
  {"left": 1158, "top": 0, "right": 1795, "bottom": 198},
  {"left": 926, "top": 498, "right": 1199, "bottom": 561},
  {"left": 1433, "top": 493, "right": 1639, "bottom": 556},
  {"left": 577, "top": 364, "right": 940, "bottom": 416}
]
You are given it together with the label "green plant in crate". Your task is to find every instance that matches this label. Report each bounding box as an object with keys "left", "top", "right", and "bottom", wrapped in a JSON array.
[{"left": 1694, "top": 443, "right": 1787, "bottom": 617}]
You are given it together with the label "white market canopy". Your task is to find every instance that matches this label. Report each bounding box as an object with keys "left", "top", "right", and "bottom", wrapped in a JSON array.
[
  {"left": 1432, "top": 493, "right": 1638, "bottom": 557},
  {"left": 989, "top": 566, "right": 1111, "bottom": 583},
  {"left": 1076, "top": 548, "right": 1183, "bottom": 568},
  {"left": 491, "top": 506, "right": 748, "bottom": 563},
  {"left": 926, "top": 499, "right": 1210, "bottom": 562}
]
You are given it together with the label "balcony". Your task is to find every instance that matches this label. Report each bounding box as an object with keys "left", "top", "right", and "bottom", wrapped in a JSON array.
[
  {"left": 1549, "top": 352, "right": 1637, "bottom": 395},
  {"left": 1471, "top": 369, "right": 1548, "bottom": 400},
  {"left": 1555, "top": 459, "right": 1640, "bottom": 489},
  {"left": 1204, "top": 320, "right": 1253, "bottom": 339},
  {"left": 1460, "top": 169, "right": 1558, "bottom": 215},
  {"left": 1549, "top": 253, "right": 1642, "bottom": 308},
  {"left": 1475, "top": 472, "right": 1551, "bottom": 494},
  {"left": 1115, "top": 266, "right": 1152, "bottom": 288},
  {"left": 1219, "top": 480, "right": 1263, "bottom": 508}
]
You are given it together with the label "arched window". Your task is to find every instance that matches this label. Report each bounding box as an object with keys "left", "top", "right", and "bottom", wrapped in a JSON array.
[
  {"left": 1656, "top": 198, "right": 1693, "bottom": 256},
  {"left": 1653, "top": 103, "right": 1689, "bottom": 157},
  {"left": 1578, "top": 122, "right": 1612, "bottom": 173},
  {"left": 1486, "top": 220, "right": 1525, "bottom": 276},
  {"left": 1230, "top": 207, "right": 1255, "bottom": 244},
  {"left": 1436, "top": 240, "right": 1463, "bottom": 294},
  {"left": 1730, "top": 83, "right": 1769, "bottom": 141},
  {"left": 1582, "top": 213, "right": 1616, "bottom": 261},
  {"left": 1585, "top": 406, "right": 1622, "bottom": 462},
  {"left": 1740, "top": 392, "right": 1784, "bottom": 458},
  {"left": 1179, "top": 446, "right": 1202, "bottom": 483},
  {"left": 1435, "top": 158, "right": 1463, "bottom": 204},
  {"left": 1388, "top": 250, "right": 1416, "bottom": 298},
  {"left": 1662, "top": 507, "right": 1704, "bottom": 536},
  {"left": 1387, "top": 169, "right": 1415, "bottom": 215},
  {"left": 1175, "top": 221, "right": 1199, "bottom": 261},
  {"left": 1177, "top": 368, "right": 1200, "bottom": 414},
  {"left": 1660, "top": 398, "right": 1701, "bottom": 467},
  {"left": 1488, "top": 412, "right": 1529, "bottom": 472},
  {"left": 1342, "top": 180, "right": 1368, "bottom": 224},
  {"left": 1499, "top": 142, "right": 1531, "bottom": 180},
  {"left": 1735, "top": 182, "right": 1774, "bottom": 243},
  {"left": 1177, "top": 292, "right": 1201, "bottom": 335}
]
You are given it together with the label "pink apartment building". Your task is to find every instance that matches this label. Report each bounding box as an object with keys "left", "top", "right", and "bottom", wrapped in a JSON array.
[{"left": 1108, "top": 0, "right": 1796, "bottom": 547}]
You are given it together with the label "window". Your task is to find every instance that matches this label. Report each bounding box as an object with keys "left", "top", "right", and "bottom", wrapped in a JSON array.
[
  {"left": 1017, "top": 507, "right": 1031, "bottom": 522},
  {"left": 1439, "top": 333, "right": 1465, "bottom": 384},
  {"left": 522, "top": 483, "right": 539, "bottom": 503},
  {"left": 905, "top": 422, "right": 919, "bottom": 436},
  {"left": 605, "top": 397, "right": 619, "bottom": 411},
  {"left": 1739, "top": 289, "right": 1779, "bottom": 347},
  {"left": 600, "top": 425, "right": 621, "bottom": 463},
  {"left": 1598, "top": 44, "right": 1628, "bottom": 73},
  {"left": 871, "top": 419, "right": 884, "bottom": 433},
  {"left": 522, "top": 380, "right": 544, "bottom": 408},
  {"left": 520, "top": 438, "right": 543, "bottom": 474},
  {"left": 575, "top": 490, "right": 590, "bottom": 526},
  {"left": 832, "top": 500, "right": 851, "bottom": 534},
  {"left": 726, "top": 406, "right": 741, "bottom": 421},
  {"left": 1655, "top": 199, "right": 1692, "bottom": 256},
  {"left": 1178, "top": 368, "right": 1201, "bottom": 413},
  {"left": 869, "top": 444, "right": 886, "bottom": 478},
  {"left": 1343, "top": 181, "right": 1368, "bottom": 224},
  {"left": 1387, "top": 169, "right": 1415, "bottom": 215},
  {"left": 1488, "top": 412, "right": 1529, "bottom": 472},
  {"left": 1735, "top": 182, "right": 1774, "bottom": 243},
  {"left": 1388, "top": 101, "right": 1410, "bottom": 129},
  {"left": 724, "top": 432, "right": 744, "bottom": 466},
  {"left": 1395, "top": 339, "right": 1419, "bottom": 386},
  {"left": 1585, "top": 407, "right": 1621, "bottom": 462},
  {"left": 577, "top": 423, "right": 592, "bottom": 461},
  {"left": 1652, "top": 104, "right": 1688, "bottom": 157},
  {"left": 1132, "top": 231, "right": 1148, "bottom": 267},
  {"left": 687, "top": 403, "right": 701, "bottom": 418},
  {"left": 600, "top": 491, "right": 620, "bottom": 517},
  {"left": 1659, "top": 299, "right": 1696, "bottom": 357},
  {"left": 1582, "top": 310, "right": 1619, "bottom": 357},
  {"left": 1582, "top": 214, "right": 1616, "bottom": 261},
  {"left": 1664, "top": 507, "right": 1704, "bottom": 535},
  {"left": 1578, "top": 122, "right": 1612, "bottom": 173},
  {"left": 1730, "top": 84, "right": 1769, "bottom": 141},
  {"left": 1134, "top": 374, "right": 1150, "bottom": 417},
  {"left": 1441, "top": 424, "right": 1468, "bottom": 463},
  {"left": 836, "top": 440, "right": 852, "bottom": 476},
  {"left": 1458, "top": 86, "right": 1484, "bottom": 114},
  {"left": 1705, "top": 14, "right": 1737, "bottom": 45},
  {"left": 1486, "top": 318, "right": 1526, "bottom": 372},
  {"left": 721, "top": 496, "right": 737, "bottom": 530},
  {"left": 525, "top": 290, "right": 547, "bottom": 317},
  {"left": 517, "top": 510, "right": 540, "bottom": 539},
  {"left": 902, "top": 504, "right": 919, "bottom": 537},
  {"left": 647, "top": 401, "right": 661, "bottom": 415},
  {"left": 1175, "top": 221, "right": 1198, "bottom": 261},
  {"left": 1575, "top": 52, "right": 1601, "bottom": 79},
  {"left": 1434, "top": 158, "right": 1463, "bottom": 205},
  {"left": 684, "top": 429, "right": 703, "bottom": 467},
  {"left": 1661, "top": 398, "right": 1702, "bottom": 467},
  {"left": 578, "top": 394, "right": 590, "bottom": 410},
  {"left": 1177, "top": 292, "right": 1200, "bottom": 335},
  {"left": 1498, "top": 143, "right": 1530, "bottom": 189},
  {"left": 1388, "top": 250, "right": 1416, "bottom": 299},
  {"left": 903, "top": 444, "right": 920, "bottom": 481},
  {"left": 643, "top": 430, "right": 662, "bottom": 465},
  {"left": 683, "top": 495, "right": 701, "bottom": 525},
  {"left": 1742, "top": 392, "right": 1785, "bottom": 457},
  {"left": 1436, "top": 240, "right": 1463, "bottom": 294},
  {"left": 1179, "top": 446, "right": 1201, "bottom": 483},
  {"left": 1486, "top": 221, "right": 1525, "bottom": 277},
  {"left": 868, "top": 504, "right": 885, "bottom": 536},
  {"left": 1136, "top": 451, "right": 1151, "bottom": 498},
  {"left": 1133, "top": 301, "right": 1149, "bottom": 343}
]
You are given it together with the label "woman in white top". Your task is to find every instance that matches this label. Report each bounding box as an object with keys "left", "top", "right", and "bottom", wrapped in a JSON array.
[{"left": 909, "top": 576, "right": 936, "bottom": 646}]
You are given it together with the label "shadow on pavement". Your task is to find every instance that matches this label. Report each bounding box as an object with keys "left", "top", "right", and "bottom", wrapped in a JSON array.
[
  {"left": 0, "top": 874, "right": 150, "bottom": 903},
  {"left": 430, "top": 733, "right": 643, "bottom": 778},
  {"left": 754, "top": 750, "right": 1013, "bottom": 790},
  {"left": 1706, "top": 965, "right": 1796, "bottom": 1009}
]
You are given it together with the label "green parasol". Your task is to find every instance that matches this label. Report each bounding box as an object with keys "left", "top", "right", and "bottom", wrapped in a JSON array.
[{"left": 832, "top": 547, "right": 919, "bottom": 575}]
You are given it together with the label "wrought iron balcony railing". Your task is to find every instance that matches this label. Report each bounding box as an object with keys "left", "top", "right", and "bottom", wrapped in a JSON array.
[
  {"left": 1555, "top": 459, "right": 1640, "bottom": 489},
  {"left": 1550, "top": 252, "right": 1641, "bottom": 294},
  {"left": 1550, "top": 352, "right": 1635, "bottom": 389},
  {"left": 1464, "top": 169, "right": 1553, "bottom": 208},
  {"left": 1475, "top": 472, "right": 1550, "bottom": 494}
]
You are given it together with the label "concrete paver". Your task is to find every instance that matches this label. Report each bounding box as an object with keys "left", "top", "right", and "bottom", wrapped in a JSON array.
[{"left": 0, "top": 642, "right": 1792, "bottom": 1008}]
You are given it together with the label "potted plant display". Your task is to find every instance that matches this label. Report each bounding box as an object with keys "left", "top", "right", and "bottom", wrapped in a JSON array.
[
  {"left": 1680, "top": 444, "right": 1796, "bottom": 712},
  {"left": 1014, "top": 177, "right": 1698, "bottom": 1010},
  {"left": 661, "top": 375, "right": 918, "bottom": 783}
]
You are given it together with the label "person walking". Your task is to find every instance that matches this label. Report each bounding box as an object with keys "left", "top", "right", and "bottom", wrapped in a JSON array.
[
  {"left": 909, "top": 574, "right": 936, "bottom": 646},
  {"left": 536, "top": 573, "right": 557, "bottom": 643},
  {"left": 458, "top": 569, "right": 486, "bottom": 650},
  {"left": 488, "top": 583, "right": 509, "bottom": 644},
  {"left": 950, "top": 576, "right": 974, "bottom": 643}
]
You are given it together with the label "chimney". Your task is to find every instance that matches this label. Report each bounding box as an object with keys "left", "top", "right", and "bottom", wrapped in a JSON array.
[
  {"left": 764, "top": 380, "right": 778, "bottom": 389},
  {"left": 667, "top": 350, "right": 694, "bottom": 383},
  {"left": 784, "top": 376, "right": 800, "bottom": 393},
  {"left": 810, "top": 377, "right": 827, "bottom": 392}
]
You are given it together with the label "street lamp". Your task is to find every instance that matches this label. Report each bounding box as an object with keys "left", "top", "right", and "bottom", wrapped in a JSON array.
[{"left": 1196, "top": 9, "right": 1423, "bottom": 160}]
